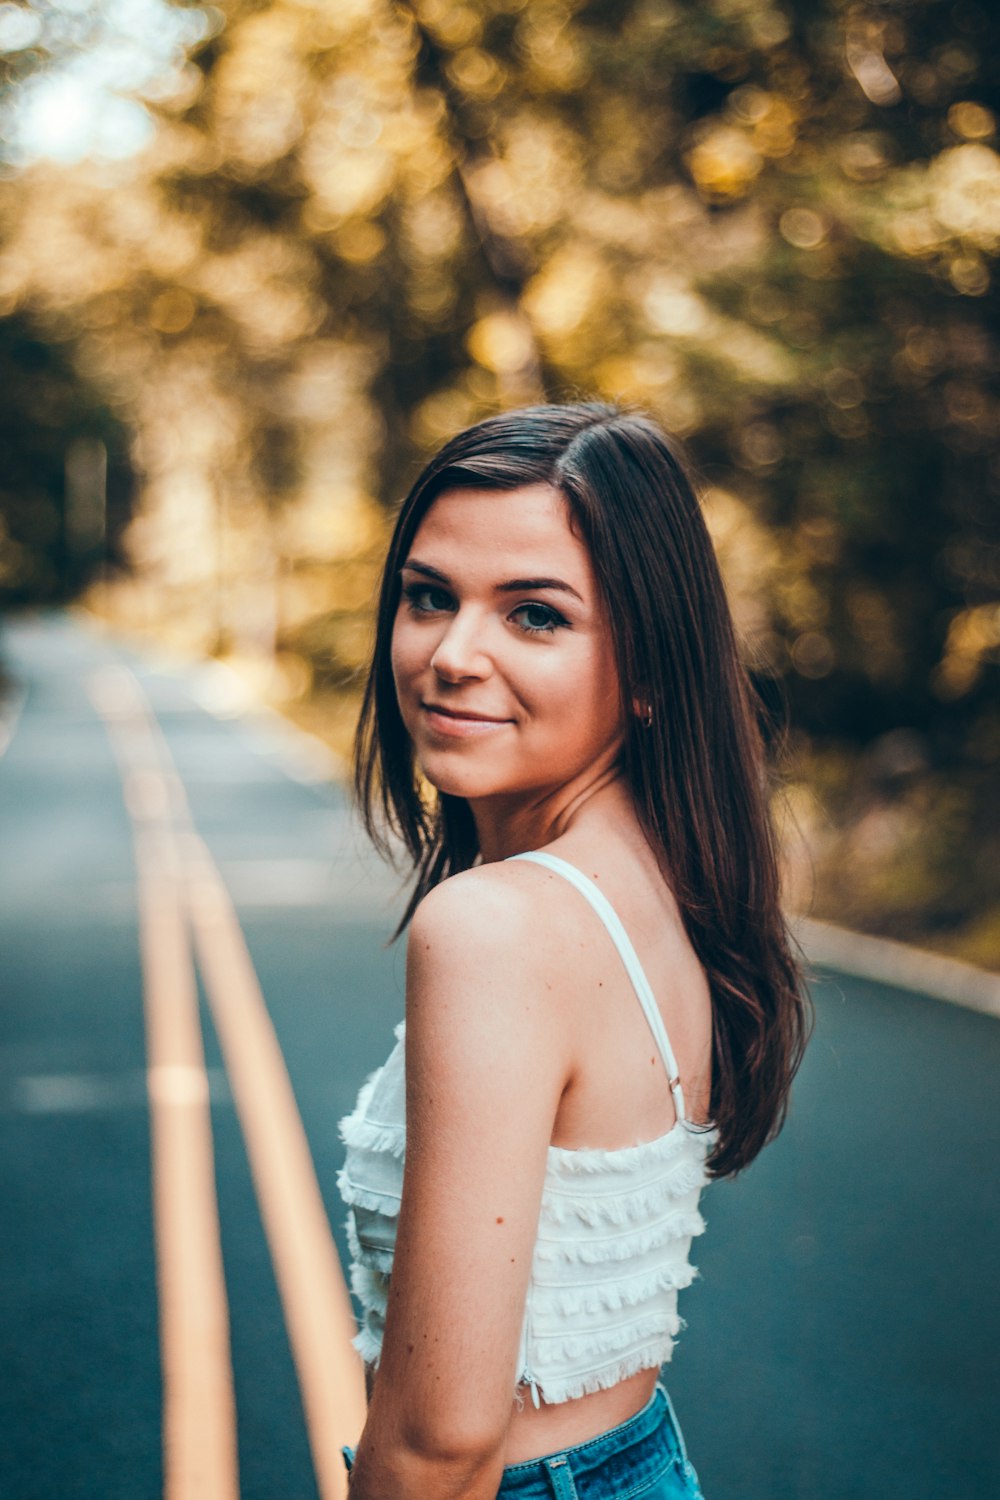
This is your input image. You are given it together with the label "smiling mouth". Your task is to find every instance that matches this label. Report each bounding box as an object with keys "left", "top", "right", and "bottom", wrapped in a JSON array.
[{"left": 422, "top": 702, "right": 511, "bottom": 723}]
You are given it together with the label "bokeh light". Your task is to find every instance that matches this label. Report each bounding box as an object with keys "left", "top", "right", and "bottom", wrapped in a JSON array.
[{"left": 0, "top": 0, "right": 998, "bottom": 962}]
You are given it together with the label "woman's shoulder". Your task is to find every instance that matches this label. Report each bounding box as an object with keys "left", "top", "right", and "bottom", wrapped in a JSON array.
[
  {"left": 406, "top": 857, "right": 589, "bottom": 1018},
  {"left": 409, "top": 854, "right": 583, "bottom": 952},
  {"left": 411, "top": 857, "right": 534, "bottom": 932},
  {"left": 405, "top": 861, "right": 580, "bottom": 1091}
]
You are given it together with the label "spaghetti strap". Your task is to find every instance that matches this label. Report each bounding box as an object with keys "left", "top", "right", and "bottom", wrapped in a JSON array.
[{"left": 506, "top": 849, "right": 688, "bottom": 1124}]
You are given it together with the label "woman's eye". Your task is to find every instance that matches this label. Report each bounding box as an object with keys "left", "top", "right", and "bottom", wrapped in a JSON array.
[
  {"left": 511, "top": 603, "right": 566, "bottom": 634},
  {"left": 403, "top": 583, "right": 453, "bottom": 613},
  {"left": 401, "top": 583, "right": 566, "bottom": 635}
]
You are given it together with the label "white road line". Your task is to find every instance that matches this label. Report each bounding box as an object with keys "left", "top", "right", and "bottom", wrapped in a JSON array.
[
  {"left": 0, "top": 682, "right": 27, "bottom": 759},
  {"left": 7, "top": 1068, "right": 229, "bottom": 1114}
]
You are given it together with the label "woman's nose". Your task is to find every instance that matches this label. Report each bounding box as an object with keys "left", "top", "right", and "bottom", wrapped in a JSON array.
[{"left": 429, "top": 612, "right": 492, "bottom": 682}]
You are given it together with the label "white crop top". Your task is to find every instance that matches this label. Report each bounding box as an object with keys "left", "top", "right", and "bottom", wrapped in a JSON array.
[{"left": 337, "top": 849, "right": 718, "bottom": 1407}]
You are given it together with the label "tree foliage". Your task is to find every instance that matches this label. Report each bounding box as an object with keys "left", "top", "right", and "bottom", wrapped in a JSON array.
[
  {"left": 1, "top": 0, "right": 997, "bottom": 952},
  {"left": 0, "top": 312, "right": 131, "bottom": 603}
]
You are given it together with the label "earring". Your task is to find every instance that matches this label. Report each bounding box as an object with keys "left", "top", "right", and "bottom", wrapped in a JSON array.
[{"left": 641, "top": 703, "right": 653, "bottom": 728}]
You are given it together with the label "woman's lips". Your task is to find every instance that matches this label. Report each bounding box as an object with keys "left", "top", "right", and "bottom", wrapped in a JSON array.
[{"left": 420, "top": 703, "right": 513, "bottom": 737}]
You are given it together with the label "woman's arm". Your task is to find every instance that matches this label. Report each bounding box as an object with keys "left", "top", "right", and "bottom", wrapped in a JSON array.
[{"left": 346, "top": 867, "right": 572, "bottom": 1500}]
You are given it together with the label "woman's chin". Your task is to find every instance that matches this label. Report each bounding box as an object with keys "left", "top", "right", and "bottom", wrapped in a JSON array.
[
  {"left": 422, "top": 774, "right": 492, "bottom": 800},
  {"left": 416, "top": 759, "right": 506, "bottom": 801}
]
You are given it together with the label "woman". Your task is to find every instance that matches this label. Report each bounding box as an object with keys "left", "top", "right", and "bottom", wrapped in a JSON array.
[{"left": 337, "top": 403, "right": 812, "bottom": 1498}]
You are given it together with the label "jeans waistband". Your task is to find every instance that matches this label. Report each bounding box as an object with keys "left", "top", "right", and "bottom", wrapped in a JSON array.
[
  {"left": 496, "top": 1383, "right": 687, "bottom": 1496},
  {"left": 341, "top": 1383, "right": 693, "bottom": 1496}
]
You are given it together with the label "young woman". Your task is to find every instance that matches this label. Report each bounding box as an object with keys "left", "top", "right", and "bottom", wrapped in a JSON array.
[{"left": 337, "top": 403, "right": 812, "bottom": 1498}]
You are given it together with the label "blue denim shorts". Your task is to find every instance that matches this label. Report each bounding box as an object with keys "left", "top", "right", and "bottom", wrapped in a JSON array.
[{"left": 341, "top": 1382, "right": 705, "bottom": 1498}]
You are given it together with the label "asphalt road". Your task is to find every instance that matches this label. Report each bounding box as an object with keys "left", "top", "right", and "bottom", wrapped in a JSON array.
[{"left": 1, "top": 612, "right": 997, "bottom": 1500}]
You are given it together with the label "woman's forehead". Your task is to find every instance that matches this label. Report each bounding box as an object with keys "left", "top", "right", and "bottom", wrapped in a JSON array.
[{"left": 409, "top": 483, "right": 588, "bottom": 569}]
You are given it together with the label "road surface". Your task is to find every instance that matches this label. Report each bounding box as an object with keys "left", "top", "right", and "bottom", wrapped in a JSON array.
[{"left": 1, "top": 612, "right": 997, "bottom": 1500}]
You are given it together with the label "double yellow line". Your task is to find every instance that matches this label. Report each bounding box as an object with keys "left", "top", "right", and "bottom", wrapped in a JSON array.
[{"left": 90, "top": 666, "right": 365, "bottom": 1500}]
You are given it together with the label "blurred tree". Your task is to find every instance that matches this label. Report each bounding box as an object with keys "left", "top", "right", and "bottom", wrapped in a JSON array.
[
  {"left": 0, "top": 0, "right": 997, "bottom": 954},
  {"left": 0, "top": 0, "right": 50, "bottom": 116},
  {"left": 0, "top": 312, "right": 132, "bottom": 606}
]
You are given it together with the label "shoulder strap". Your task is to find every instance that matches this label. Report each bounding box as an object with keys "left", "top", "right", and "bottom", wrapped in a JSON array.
[{"left": 506, "top": 849, "right": 688, "bottom": 1124}]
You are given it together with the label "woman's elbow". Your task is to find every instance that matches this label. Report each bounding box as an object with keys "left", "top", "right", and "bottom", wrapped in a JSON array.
[
  {"left": 356, "top": 1428, "right": 503, "bottom": 1500},
  {"left": 360, "top": 1361, "right": 512, "bottom": 1491},
  {"left": 397, "top": 1411, "right": 506, "bottom": 1472}
]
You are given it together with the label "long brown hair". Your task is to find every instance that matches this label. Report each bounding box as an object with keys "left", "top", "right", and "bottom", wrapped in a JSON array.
[{"left": 354, "top": 402, "right": 813, "bottom": 1178}]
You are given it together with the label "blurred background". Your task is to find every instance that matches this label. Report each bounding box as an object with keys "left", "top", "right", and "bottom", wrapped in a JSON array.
[
  {"left": 1, "top": 6, "right": 1000, "bottom": 1499},
  {"left": 1, "top": 0, "right": 998, "bottom": 962}
]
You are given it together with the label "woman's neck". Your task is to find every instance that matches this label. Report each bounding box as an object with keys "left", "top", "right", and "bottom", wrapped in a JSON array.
[{"left": 472, "top": 766, "right": 635, "bottom": 865}]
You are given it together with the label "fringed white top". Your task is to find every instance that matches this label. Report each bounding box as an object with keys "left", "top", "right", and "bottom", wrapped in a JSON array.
[{"left": 337, "top": 849, "right": 718, "bottom": 1407}]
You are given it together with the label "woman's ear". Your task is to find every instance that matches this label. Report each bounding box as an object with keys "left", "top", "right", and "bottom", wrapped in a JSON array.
[{"left": 631, "top": 694, "right": 654, "bottom": 728}]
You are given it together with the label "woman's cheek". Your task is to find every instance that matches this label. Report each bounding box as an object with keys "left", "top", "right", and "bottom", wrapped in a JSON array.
[{"left": 390, "top": 622, "right": 419, "bottom": 696}]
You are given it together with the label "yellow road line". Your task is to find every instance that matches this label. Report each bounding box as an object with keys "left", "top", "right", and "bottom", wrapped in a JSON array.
[
  {"left": 90, "top": 668, "right": 239, "bottom": 1500},
  {"left": 185, "top": 832, "right": 366, "bottom": 1500},
  {"left": 96, "top": 665, "right": 366, "bottom": 1500}
]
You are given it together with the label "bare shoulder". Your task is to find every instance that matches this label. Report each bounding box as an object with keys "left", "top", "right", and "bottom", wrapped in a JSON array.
[
  {"left": 405, "top": 861, "right": 579, "bottom": 1054},
  {"left": 408, "top": 860, "right": 542, "bottom": 955}
]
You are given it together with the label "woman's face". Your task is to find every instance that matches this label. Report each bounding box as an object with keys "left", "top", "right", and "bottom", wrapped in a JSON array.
[{"left": 390, "top": 482, "right": 625, "bottom": 804}]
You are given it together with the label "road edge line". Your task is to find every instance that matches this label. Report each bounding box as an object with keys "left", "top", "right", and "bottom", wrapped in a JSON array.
[
  {"left": 0, "top": 681, "right": 27, "bottom": 759},
  {"left": 789, "top": 912, "right": 1000, "bottom": 1020}
]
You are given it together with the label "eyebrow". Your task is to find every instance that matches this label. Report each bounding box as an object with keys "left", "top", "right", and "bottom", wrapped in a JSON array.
[{"left": 401, "top": 558, "right": 584, "bottom": 603}]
